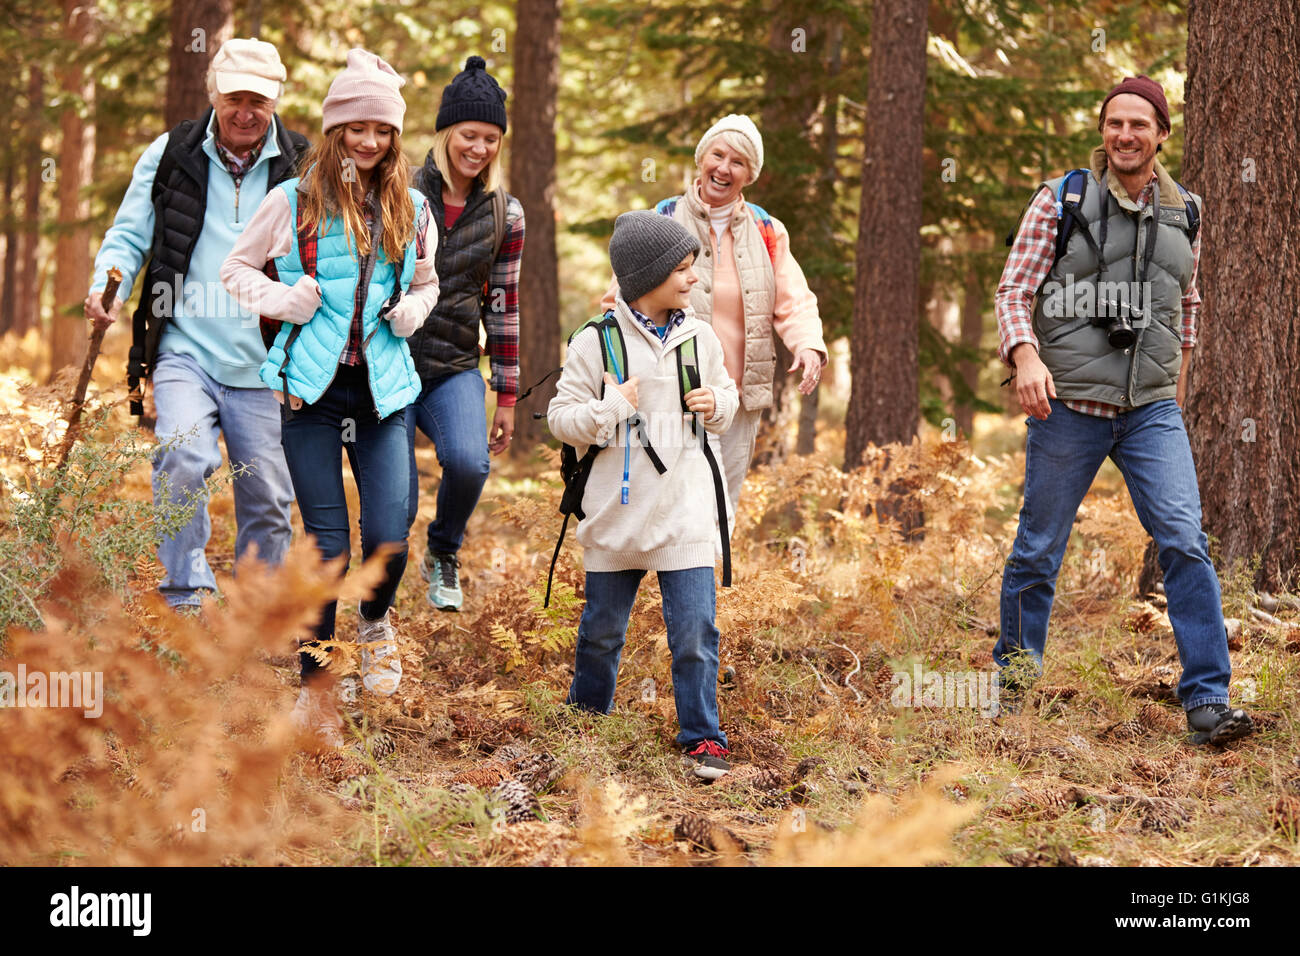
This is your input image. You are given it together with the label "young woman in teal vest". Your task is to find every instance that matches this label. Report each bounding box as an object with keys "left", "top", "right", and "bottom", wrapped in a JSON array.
[
  {"left": 405, "top": 56, "right": 524, "bottom": 613},
  {"left": 222, "top": 49, "right": 439, "bottom": 748}
]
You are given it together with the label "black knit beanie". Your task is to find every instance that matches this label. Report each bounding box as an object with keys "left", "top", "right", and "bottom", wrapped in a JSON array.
[{"left": 436, "top": 55, "right": 508, "bottom": 132}]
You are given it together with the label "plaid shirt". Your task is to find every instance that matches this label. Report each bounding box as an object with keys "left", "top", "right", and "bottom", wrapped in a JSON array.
[
  {"left": 996, "top": 173, "right": 1202, "bottom": 418},
  {"left": 484, "top": 201, "right": 524, "bottom": 405},
  {"left": 339, "top": 193, "right": 432, "bottom": 366},
  {"left": 214, "top": 136, "right": 265, "bottom": 183},
  {"left": 629, "top": 306, "right": 687, "bottom": 341}
]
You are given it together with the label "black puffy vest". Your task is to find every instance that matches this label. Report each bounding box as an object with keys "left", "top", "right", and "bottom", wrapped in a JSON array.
[
  {"left": 407, "top": 161, "right": 498, "bottom": 383},
  {"left": 128, "top": 109, "right": 308, "bottom": 400}
]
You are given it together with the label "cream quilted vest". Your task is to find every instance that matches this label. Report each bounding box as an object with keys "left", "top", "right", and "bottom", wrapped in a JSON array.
[{"left": 673, "top": 186, "right": 777, "bottom": 410}]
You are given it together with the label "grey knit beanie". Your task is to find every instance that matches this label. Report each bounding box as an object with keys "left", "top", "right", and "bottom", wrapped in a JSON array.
[{"left": 609, "top": 211, "right": 700, "bottom": 304}]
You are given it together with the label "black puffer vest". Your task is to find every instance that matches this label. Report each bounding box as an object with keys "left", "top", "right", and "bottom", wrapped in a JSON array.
[
  {"left": 408, "top": 161, "right": 498, "bottom": 383},
  {"left": 127, "top": 109, "right": 307, "bottom": 404}
]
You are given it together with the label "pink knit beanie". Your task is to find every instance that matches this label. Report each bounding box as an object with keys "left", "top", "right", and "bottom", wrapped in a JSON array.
[{"left": 321, "top": 48, "right": 406, "bottom": 134}]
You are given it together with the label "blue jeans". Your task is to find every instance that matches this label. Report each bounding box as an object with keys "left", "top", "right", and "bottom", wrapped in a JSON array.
[
  {"left": 996, "top": 398, "right": 1231, "bottom": 711},
  {"left": 151, "top": 351, "right": 294, "bottom": 607},
  {"left": 567, "top": 567, "right": 726, "bottom": 750},
  {"left": 405, "top": 369, "right": 490, "bottom": 556},
  {"left": 280, "top": 364, "right": 410, "bottom": 675}
]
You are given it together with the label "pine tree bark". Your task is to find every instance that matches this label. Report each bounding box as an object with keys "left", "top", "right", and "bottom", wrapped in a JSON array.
[
  {"left": 509, "top": 0, "right": 562, "bottom": 458},
  {"left": 165, "top": 0, "right": 234, "bottom": 127},
  {"left": 1140, "top": 0, "right": 1300, "bottom": 592},
  {"left": 15, "top": 65, "right": 43, "bottom": 337},
  {"left": 2, "top": 159, "right": 16, "bottom": 335},
  {"left": 50, "top": 0, "right": 97, "bottom": 378},
  {"left": 844, "top": 0, "right": 928, "bottom": 468}
]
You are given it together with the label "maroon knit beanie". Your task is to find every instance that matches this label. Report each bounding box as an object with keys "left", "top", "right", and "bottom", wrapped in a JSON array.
[{"left": 1098, "top": 75, "right": 1171, "bottom": 132}]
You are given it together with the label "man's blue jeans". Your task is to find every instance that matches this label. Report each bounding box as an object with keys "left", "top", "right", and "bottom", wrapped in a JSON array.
[
  {"left": 567, "top": 567, "right": 727, "bottom": 750},
  {"left": 996, "top": 398, "right": 1231, "bottom": 711},
  {"left": 152, "top": 351, "right": 294, "bottom": 608},
  {"left": 280, "top": 364, "right": 410, "bottom": 675},
  {"left": 405, "top": 368, "right": 491, "bottom": 555}
]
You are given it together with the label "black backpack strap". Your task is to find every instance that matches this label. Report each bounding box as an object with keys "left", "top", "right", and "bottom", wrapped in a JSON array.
[
  {"left": 675, "top": 335, "right": 731, "bottom": 588},
  {"left": 1175, "top": 181, "right": 1200, "bottom": 244},
  {"left": 128, "top": 131, "right": 184, "bottom": 417},
  {"left": 277, "top": 201, "right": 316, "bottom": 421},
  {"left": 491, "top": 189, "right": 508, "bottom": 262}
]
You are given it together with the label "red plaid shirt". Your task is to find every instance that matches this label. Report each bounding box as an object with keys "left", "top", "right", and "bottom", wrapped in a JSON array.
[
  {"left": 339, "top": 194, "right": 432, "bottom": 366},
  {"left": 996, "top": 173, "right": 1201, "bottom": 418}
]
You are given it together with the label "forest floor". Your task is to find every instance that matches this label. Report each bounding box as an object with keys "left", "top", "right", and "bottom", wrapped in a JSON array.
[{"left": 2, "top": 332, "right": 1297, "bottom": 866}]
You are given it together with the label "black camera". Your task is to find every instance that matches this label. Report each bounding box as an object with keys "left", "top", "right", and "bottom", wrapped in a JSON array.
[{"left": 1093, "top": 297, "right": 1140, "bottom": 349}]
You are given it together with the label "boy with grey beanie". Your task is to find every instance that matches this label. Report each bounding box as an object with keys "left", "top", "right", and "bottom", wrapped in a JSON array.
[{"left": 548, "top": 210, "right": 739, "bottom": 779}]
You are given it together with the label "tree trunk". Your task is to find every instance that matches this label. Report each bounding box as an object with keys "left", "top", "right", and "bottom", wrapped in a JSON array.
[
  {"left": 1141, "top": 0, "right": 1300, "bottom": 592},
  {"left": 165, "top": 0, "right": 234, "bottom": 128},
  {"left": 50, "top": 0, "right": 97, "bottom": 378},
  {"left": 509, "top": 0, "right": 562, "bottom": 458},
  {"left": 15, "top": 65, "right": 43, "bottom": 337},
  {"left": 797, "top": 15, "right": 842, "bottom": 458},
  {"left": 956, "top": 234, "right": 988, "bottom": 437},
  {"left": 1, "top": 159, "right": 16, "bottom": 335},
  {"left": 844, "top": 0, "right": 928, "bottom": 468}
]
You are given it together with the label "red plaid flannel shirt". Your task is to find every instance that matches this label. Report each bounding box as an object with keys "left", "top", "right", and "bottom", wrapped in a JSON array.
[
  {"left": 996, "top": 174, "right": 1201, "bottom": 418},
  {"left": 339, "top": 195, "right": 432, "bottom": 366}
]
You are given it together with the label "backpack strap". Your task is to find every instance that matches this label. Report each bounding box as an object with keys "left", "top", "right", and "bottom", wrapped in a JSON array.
[
  {"left": 745, "top": 201, "right": 779, "bottom": 267},
  {"left": 1053, "top": 168, "right": 1091, "bottom": 264},
  {"left": 674, "top": 335, "right": 732, "bottom": 588},
  {"left": 1174, "top": 181, "right": 1200, "bottom": 244},
  {"left": 490, "top": 188, "right": 508, "bottom": 262},
  {"left": 128, "top": 128, "right": 188, "bottom": 416},
  {"left": 276, "top": 201, "right": 317, "bottom": 421}
]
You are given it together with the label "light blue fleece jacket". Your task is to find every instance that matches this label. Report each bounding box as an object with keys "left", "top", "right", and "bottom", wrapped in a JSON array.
[{"left": 90, "top": 113, "right": 284, "bottom": 389}]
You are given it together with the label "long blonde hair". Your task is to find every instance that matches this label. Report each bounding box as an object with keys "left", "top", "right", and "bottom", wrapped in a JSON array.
[
  {"left": 427, "top": 123, "right": 503, "bottom": 194},
  {"left": 298, "top": 125, "right": 414, "bottom": 264}
]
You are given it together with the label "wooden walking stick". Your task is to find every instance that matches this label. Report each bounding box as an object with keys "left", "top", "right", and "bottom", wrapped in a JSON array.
[{"left": 54, "top": 267, "right": 122, "bottom": 471}]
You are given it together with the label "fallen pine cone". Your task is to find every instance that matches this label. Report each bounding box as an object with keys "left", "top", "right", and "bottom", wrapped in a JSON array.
[{"left": 674, "top": 814, "right": 749, "bottom": 853}]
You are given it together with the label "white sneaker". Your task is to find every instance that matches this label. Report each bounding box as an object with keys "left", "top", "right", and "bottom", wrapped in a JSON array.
[
  {"left": 357, "top": 607, "right": 402, "bottom": 696},
  {"left": 290, "top": 684, "right": 344, "bottom": 750}
]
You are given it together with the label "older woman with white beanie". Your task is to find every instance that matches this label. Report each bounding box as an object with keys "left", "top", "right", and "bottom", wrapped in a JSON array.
[{"left": 601, "top": 114, "right": 827, "bottom": 512}]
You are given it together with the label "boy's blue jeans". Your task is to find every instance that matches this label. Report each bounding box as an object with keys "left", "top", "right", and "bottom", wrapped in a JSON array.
[
  {"left": 996, "top": 398, "right": 1231, "bottom": 711},
  {"left": 152, "top": 351, "right": 294, "bottom": 607},
  {"left": 568, "top": 567, "right": 727, "bottom": 750},
  {"left": 279, "top": 364, "right": 410, "bottom": 677},
  {"left": 405, "top": 368, "right": 491, "bottom": 556}
]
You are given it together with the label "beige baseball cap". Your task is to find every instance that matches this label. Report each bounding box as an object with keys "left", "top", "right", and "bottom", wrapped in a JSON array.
[{"left": 211, "top": 38, "right": 286, "bottom": 100}]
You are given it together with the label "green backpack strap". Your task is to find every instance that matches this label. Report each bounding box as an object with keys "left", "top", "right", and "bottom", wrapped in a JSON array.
[{"left": 674, "top": 334, "right": 731, "bottom": 588}]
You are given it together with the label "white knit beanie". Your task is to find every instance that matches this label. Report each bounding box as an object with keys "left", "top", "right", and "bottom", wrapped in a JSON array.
[
  {"left": 694, "top": 114, "right": 764, "bottom": 184},
  {"left": 321, "top": 48, "right": 407, "bottom": 134}
]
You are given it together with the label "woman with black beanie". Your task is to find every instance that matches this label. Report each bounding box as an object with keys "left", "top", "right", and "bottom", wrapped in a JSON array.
[{"left": 406, "top": 55, "right": 524, "bottom": 612}]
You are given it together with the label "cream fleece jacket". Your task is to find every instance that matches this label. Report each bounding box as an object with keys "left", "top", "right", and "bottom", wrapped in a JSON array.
[{"left": 547, "top": 297, "right": 739, "bottom": 572}]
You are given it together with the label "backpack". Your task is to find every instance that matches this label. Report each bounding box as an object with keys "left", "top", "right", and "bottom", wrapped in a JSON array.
[
  {"left": 1004, "top": 167, "right": 1201, "bottom": 261},
  {"left": 542, "top": 311, "right": 732, "bottom": 607},
  {"left": 655, "top": 197, "right": 780, "bottom": 266}
]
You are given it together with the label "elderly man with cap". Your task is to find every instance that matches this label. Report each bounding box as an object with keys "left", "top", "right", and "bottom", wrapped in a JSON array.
[
  {"left": 995, "top": 75, "right": 1253, "bottom": 746},
  {"left": 84, "top": 38, "right": 308, "bottom": 610}
]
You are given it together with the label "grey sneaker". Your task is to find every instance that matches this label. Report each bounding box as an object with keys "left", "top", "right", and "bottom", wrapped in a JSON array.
[
  {"left": 357, "top": 607, "right": 402, "bottom": 696},
  {"left": 290, "top": 684, "right": 344, "bottom": 750},
  {"left": 422, "top": 551, "right": 463, "bottom": 612},
  {"left": 1186, "top": 703, "right": 1254, "bottom": 746}
]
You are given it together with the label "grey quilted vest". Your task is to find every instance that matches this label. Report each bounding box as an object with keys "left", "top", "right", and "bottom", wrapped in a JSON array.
[{"left": 1032, "top": 160, "right": 1199, "bottom": 409}]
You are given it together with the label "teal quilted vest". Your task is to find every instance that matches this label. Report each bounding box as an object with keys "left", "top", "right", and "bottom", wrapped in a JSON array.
[{"left": 259, "top": 179, "right": 423, "bottom": 419}]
